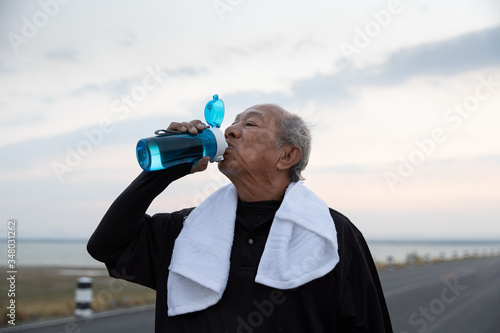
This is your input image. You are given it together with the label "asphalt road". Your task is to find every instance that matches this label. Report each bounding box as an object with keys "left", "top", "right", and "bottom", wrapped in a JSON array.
[
  {"left": 2, "top": 257, "right": 499, "bottom": 333},
  {"left": 381, "top": 256, "right": 500, "bottom": 333},
  {"left": 0, "top": 305, "right": 155, "bottom": 333}
]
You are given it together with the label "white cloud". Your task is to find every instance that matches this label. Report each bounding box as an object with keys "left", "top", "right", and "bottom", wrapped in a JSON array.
[{"left": 1, "top": 0, "right": 499, "bottom": 240}]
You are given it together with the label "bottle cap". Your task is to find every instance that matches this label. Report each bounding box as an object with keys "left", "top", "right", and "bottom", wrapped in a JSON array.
[{"left": 204, "top": 94, "right": 224, "bottom": 128}]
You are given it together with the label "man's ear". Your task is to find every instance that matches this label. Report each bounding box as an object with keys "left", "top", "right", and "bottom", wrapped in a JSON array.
[{"left": 277, "top": 146, "right": 302, "bottom": 171}]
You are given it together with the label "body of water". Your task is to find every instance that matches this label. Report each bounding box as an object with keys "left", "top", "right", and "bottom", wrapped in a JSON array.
[{"left": 1, "top": 239, "right": 500, "bottom": 267}]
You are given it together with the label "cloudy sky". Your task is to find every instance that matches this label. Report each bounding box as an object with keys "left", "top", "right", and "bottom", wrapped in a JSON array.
[{"left": 1, "top": 0, "right": 499, "bottom": 241}]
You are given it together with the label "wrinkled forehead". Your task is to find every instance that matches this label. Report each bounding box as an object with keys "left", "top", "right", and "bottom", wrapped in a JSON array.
[{"left": 235, "top": 104, "right": 287, "bottom": 123}]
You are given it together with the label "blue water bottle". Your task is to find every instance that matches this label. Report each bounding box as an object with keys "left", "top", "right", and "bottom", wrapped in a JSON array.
[{"left": 136, "top": 95, "right": 227, "bottom": 171}]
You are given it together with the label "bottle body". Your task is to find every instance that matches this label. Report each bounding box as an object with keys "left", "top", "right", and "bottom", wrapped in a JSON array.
[{"left": 136, "top": 128, "right": 226, "bottom": 171}]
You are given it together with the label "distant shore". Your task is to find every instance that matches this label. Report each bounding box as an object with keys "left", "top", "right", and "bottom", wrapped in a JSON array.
[{"left": 4, "top": 238, "right": 500, "bottom": 268}]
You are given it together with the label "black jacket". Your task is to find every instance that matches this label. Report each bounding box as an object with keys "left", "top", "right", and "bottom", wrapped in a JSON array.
[{"left": 88, "top": 163, "right": 393, "bottom": 332}]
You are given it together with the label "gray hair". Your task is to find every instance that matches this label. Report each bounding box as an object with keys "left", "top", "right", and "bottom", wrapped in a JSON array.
[{"left": 275, "top": 109, "right": 312, "bottom": 182}]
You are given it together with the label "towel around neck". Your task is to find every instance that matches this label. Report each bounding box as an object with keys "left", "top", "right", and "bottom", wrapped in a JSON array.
[{"left": 167, "top": 181, "right": 339, "bottom": 316}]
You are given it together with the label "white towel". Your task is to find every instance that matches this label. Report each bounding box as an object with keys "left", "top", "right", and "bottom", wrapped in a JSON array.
[{"left": 167, "top": 181, "right": 339, "bottom": 316}]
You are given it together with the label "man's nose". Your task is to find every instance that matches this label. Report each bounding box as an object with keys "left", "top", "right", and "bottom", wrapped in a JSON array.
[{"left": 225, "top": 124, "right": 240, "bottom": 138}]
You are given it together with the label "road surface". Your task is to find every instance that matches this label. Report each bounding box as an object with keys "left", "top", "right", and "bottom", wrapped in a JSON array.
[
  {"left": 2, "top": 257, "right": 499, "bottom": 332},
  {"left": 381, "top": 256, "right": 500, "bottom": 333}
]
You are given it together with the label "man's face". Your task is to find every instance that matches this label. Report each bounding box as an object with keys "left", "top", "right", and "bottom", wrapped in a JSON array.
[{"left": 218, "top": 104, "right": 285, "bottom": 181}]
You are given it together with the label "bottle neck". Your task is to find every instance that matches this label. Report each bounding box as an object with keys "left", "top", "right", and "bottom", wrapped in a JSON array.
[{"left": 206, "top": 127, "right": 227, "bottom": 162}]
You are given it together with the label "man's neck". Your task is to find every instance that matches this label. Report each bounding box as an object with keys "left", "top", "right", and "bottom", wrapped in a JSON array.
[{"left": 231, "top": 175, "right": 291, "bottom": 202}]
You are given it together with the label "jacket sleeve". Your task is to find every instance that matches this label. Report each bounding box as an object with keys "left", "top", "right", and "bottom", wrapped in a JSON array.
[
  {"left": 86, "top": 163, "right": 194, "bottom": 289},
  {"left": 331, "top": 209, "right": 394, "bottom": 332}
]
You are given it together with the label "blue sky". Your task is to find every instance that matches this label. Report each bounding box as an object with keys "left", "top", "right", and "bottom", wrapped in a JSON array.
[{"left": 1, "top": 0, "right": 499, "bottom": 240}]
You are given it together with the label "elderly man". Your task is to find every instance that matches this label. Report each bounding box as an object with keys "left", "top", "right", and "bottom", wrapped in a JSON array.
[{"left": 87, "top": 104, "right": 393, "bottom": 332}]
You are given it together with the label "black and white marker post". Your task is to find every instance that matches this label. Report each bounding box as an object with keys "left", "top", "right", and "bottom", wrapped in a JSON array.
[{"left": 75, "top": 276, "right": 93, "bottom": 318}]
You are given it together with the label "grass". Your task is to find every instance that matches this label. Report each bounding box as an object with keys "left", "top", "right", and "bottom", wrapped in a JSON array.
[{"left": 0, "top": 266, "right": 155, "bottom": 327}]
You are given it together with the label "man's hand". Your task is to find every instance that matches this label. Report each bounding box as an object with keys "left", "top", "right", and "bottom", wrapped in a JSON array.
[
  {"left": 167, "top": 120, "right": 207, "bottom": 134},
  {"left": 166, "top": 120, "right": 210, "bottom": 173}
]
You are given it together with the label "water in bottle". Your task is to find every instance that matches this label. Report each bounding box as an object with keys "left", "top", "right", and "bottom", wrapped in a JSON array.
[
  {"left": 136, "top": 127, "right": 226, "bottom": 171},
  {"left": 136, "top": 95, "right": 227, "bottom": 171}
]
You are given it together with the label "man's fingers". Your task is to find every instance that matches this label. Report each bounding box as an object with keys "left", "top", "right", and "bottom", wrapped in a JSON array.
[
  {"left": 191, "top": 156, "right": 210, "bottom": 173},
  {"left": 167, "top": 120, "right": 207, "bottom": 134},
  {"left": 165, "top": 120, "right": 210, "bottom": 173},
  {"left": 166, "top": 121, "right": 186, "bottom": 132}
]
